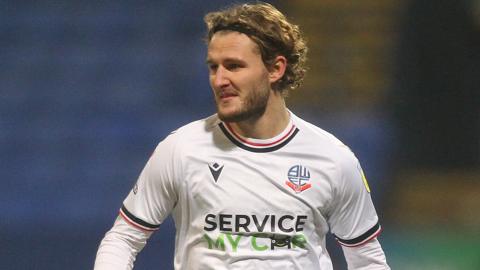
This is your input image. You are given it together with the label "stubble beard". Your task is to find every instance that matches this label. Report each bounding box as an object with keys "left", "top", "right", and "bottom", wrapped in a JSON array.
[{"left": 216, "top": 87, "right": 270, "bottom": 123}]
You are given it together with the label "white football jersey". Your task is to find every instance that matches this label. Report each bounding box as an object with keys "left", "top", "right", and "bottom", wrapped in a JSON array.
[{"left": 120, "top": 112, "right": 381, "bottom": 270}]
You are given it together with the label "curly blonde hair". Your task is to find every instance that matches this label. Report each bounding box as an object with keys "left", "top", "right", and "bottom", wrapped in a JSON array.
[{"left": 204, "top": 2, "right": 308, "bottom": 94}]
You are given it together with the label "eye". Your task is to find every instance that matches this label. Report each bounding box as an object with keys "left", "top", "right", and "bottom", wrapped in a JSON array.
[
  {"left": 226, "top": 63, "right": 242, "bottom": 71},
  {"left": 207, "top": 63, "right": 218, "bottom": 72}
]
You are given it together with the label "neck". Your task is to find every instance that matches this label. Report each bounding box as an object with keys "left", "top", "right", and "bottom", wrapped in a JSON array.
[{"left": 227, "top": 92, "right": 290, "bottom": 139}]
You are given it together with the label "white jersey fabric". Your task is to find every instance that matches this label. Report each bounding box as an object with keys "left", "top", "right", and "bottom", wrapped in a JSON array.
[{"left": 118, "top": 112, "right": 383, "bottom": 269}]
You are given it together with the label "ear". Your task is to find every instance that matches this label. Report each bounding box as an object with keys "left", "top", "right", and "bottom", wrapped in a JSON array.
[{"left": 268, "top": 55, "right": 287, "bottom": 84}]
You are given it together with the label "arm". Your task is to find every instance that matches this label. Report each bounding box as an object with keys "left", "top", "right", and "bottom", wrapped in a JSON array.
[
  {"left": 326, "top": 148, "right": 390, "bottom": 269},
  {"left": 94, "top": 132, "right": 180, "bottom": 269},
  {"left": 94, "top": 216, "right": 152, "bottom": 270},
  {"left": 341, "top": 238, "right": 390, "bottom": 270}
]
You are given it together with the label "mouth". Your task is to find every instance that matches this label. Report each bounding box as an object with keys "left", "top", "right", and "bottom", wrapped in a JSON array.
[{"left": 219, "top": 91, "right": 238, "bottom": 100}]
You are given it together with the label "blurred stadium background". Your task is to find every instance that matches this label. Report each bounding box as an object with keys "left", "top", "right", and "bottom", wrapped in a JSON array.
[{"left": 1, "top": 0, "right": 479, "bottom": 269}]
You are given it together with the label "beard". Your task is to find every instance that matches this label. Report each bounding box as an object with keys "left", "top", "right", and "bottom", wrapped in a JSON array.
[{"left": 216, "top": 87, "right": 270, "bottom": 123}]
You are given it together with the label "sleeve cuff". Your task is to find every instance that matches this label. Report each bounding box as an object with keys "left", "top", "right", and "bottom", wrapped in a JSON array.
[
  {"left": 335, "top": 222, "right": 382, "bottom": 247},
  {"left": 119, "top": 205, "right": 160, "bottom": 232}
]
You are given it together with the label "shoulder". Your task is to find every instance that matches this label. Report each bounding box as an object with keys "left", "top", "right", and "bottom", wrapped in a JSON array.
[
  {"left": 293, "top": 113, "right": 356, "bottom": 159},
  {"left": 154, "top": 114, "right": 219, "bottom": 153},
  {"left": 168, "top": 113, "right": 219, "bottom": 141},
  {"left": 146, "top": 114, "right": 219, "bottom": 176},
  {"left": 292, "top": 113, "right": 360, "bottom": 180}
]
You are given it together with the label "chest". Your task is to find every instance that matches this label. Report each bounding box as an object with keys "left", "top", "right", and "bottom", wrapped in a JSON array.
[{"left": 180, "top": 150, "right": 335, "bottom": 225}]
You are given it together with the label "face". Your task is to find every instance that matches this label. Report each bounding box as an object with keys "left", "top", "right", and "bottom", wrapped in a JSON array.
[{"left": 206, "top": 31, "right": 272, "bottom": 123}]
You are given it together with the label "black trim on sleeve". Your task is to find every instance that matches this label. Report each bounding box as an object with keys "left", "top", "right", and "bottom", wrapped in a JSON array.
[
  {"left": 121, "top": 205, "right": 160, "bottom": 230},
  {"left": 335, "top": 222, "right": 381, "bottom": 247}
]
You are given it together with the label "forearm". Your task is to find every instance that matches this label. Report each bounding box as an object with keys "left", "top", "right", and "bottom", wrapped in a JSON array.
[
  {"left": 342, "top": 238, "right": 390, "bottom": 270},
  {"left": 94, "top": 216, "right": 152, "bottom": 270}
]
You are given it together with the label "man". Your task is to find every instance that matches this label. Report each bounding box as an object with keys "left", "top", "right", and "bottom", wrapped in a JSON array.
[{"left": 95, "top": 3, "right": 390, "bottom": 269}]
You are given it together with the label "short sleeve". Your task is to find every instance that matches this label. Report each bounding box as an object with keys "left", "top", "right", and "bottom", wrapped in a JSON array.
[
  {"left": 327, "top": 153, "right": 382, "bottom": 247},
  {"left": 120, "top": 133, "right": 180, "bottom": 232}
]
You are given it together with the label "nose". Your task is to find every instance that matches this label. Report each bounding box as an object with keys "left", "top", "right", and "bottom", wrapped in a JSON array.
[{"left": 211, "top": 66, "right": 230, "bottom": 89}]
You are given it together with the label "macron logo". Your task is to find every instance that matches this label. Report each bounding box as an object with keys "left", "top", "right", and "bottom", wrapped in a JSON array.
[{"left": 208, "top": 162, "right": 224, "bottom": 183}]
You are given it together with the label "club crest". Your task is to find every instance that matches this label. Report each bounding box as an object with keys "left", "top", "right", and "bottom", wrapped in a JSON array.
[{"left": 285, "top": 165, "right": 312, "bottom": 193}]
